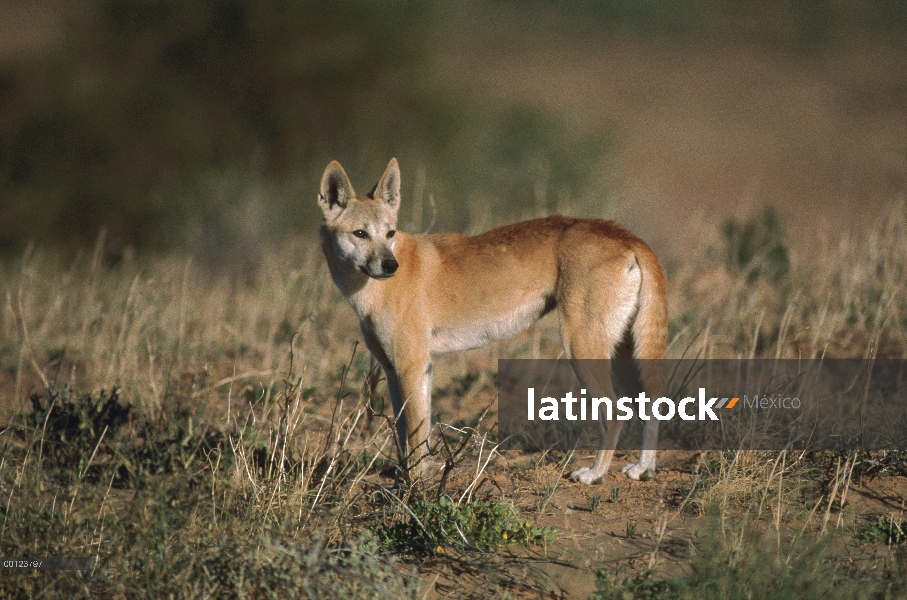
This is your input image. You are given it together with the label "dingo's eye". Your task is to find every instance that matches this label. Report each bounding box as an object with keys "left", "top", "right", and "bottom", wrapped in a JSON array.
[
  {"left": 387, "top": 230, "right": 396, "bottom": 238},
  {"left": 352, "top": 230, "right": 369, "bottom": 239}
]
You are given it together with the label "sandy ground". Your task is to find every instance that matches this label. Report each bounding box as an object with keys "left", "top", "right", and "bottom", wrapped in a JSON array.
[{"left": 407, "top": 366, "right": 906, "bottom": 597}]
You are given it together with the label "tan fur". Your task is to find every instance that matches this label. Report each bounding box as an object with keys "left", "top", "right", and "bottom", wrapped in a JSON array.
[{"left": 318, "top": 159, "right": 667, "bottom": 484}]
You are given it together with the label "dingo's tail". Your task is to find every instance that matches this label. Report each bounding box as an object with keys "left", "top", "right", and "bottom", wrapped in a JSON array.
[
  {"left": 632, "top": 246, "right": 668, "bottom": 413},
  {"left": 631, "top": 246, "right": 667, "bottom": 361},
  {"left": 630, "top": 245, "right": 667, "bottom": 464}
]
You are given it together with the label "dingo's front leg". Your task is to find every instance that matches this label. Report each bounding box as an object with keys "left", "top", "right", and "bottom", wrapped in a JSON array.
[
  {"left": 384, "top": 358, "right": 433, "bottom": 478},
  {"left": 359, "top": 329, "right": 433, "bottom": 479}
]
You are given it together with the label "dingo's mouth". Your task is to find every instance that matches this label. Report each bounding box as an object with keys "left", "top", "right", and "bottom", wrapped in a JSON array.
[{"left": 358, "top": 266, "right": 395, "bottom": 280}]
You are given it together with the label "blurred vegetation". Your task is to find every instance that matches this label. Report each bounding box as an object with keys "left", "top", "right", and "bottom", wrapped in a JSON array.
[
  {"left": 722, "top": 206, "right": 790, "bottom": 284},
  {"left": 0, "top": 0, "right": 904, "bottom": 259},
  {"left": 0, "top": 0, "right": 611, "bottom": 261},
  {"left": 591, "top": 527, "right": 906, "bottom": 599},
  {"left": 518, "top": 0, "right": 907, "bottom": 45}
]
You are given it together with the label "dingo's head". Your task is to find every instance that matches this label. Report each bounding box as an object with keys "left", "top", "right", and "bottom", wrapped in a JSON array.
[{"left": 318, "top": 159, "right": 401, "bottom": 280}]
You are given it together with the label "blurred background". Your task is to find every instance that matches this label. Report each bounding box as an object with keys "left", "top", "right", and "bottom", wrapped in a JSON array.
[{"left": 0, "top": 0, "right": 904, "bottom": 265}]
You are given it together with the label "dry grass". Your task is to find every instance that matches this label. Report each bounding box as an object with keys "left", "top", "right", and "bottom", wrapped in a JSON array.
[
  {"left": 667, "top": 201, "right": 906, "bottom": 360},
  {"left": 0, "top": 198, "right": 905, "bottom": 597}
]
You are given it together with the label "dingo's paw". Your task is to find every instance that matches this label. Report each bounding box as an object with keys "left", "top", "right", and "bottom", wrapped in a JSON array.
[
  {"left": 619, "top": 463, "right": 655, "bottom": 481},
  {"left": 570, "top": 466, "right": 605, "bottom": 485}
]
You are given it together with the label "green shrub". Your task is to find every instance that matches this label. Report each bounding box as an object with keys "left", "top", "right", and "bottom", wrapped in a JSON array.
[
  {"left": 21, "top": 386, "right": 242, "bottom": 487},
  {"left": 372, "top": 496, "right": 555, "bottom": 557},
  {"left": 25, "top": 386, "right": 130, "bottom": 475},
  {"left": 861, "top": 516, "right": 906, "bottom": 546}
]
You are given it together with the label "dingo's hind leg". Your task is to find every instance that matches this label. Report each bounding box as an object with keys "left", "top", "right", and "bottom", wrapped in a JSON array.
[
  {"left": 619, "top": 249, "right": 667, "bottom": 481},
  {"left": 568, "top": 359, "right": 624, "bottom": 485},
  {"left": 560, "top": 253, "right": 640, "bottom": 485}
]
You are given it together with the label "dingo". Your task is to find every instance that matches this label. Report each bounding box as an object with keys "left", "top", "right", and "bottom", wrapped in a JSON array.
[{"left": 318, "top": 158, "right": 667, "bottom": 484}]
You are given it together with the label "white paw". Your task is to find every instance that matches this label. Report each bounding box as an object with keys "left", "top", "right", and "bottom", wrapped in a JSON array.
[
  {"left": 570, "top": 466, "right": 605, "bottom": 485},
  {"left": 620, "top": 463, "right": 655, "bottom": 481}
]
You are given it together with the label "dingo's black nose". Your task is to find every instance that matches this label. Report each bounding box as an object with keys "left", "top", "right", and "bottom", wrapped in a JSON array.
[{"left": 382, "top": 259, "right": 398, "bottom": 274}]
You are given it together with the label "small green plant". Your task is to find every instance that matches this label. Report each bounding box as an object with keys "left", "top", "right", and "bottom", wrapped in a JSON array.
[
  {"left": 592, "top": 567, "right": 678, "bottom": 600},
  {"left": 536, "top": 474, "right": 560, "bottom": 513},
  {"left": 610, "top": 484, "right": 622, "bottom": 503},
  {"left": 625, "top": 520, "right": 638, "bottom": 539},
  {"left": 372, "top": 496, "right": 555, "bottom": 557},
  {"left": 860, "top": 516, "right": 906, "bottom": 545},
  {"left": 589, "top": 492, "right": 603, "bottom": 512}
]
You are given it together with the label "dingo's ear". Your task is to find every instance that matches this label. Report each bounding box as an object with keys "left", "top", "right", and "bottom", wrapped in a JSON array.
[
  {"left": 319, "top": 161, "right": 355, "bottom": 221},
  {"left": 371, "top": 158, "right": 400, "bottom": 213}
]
